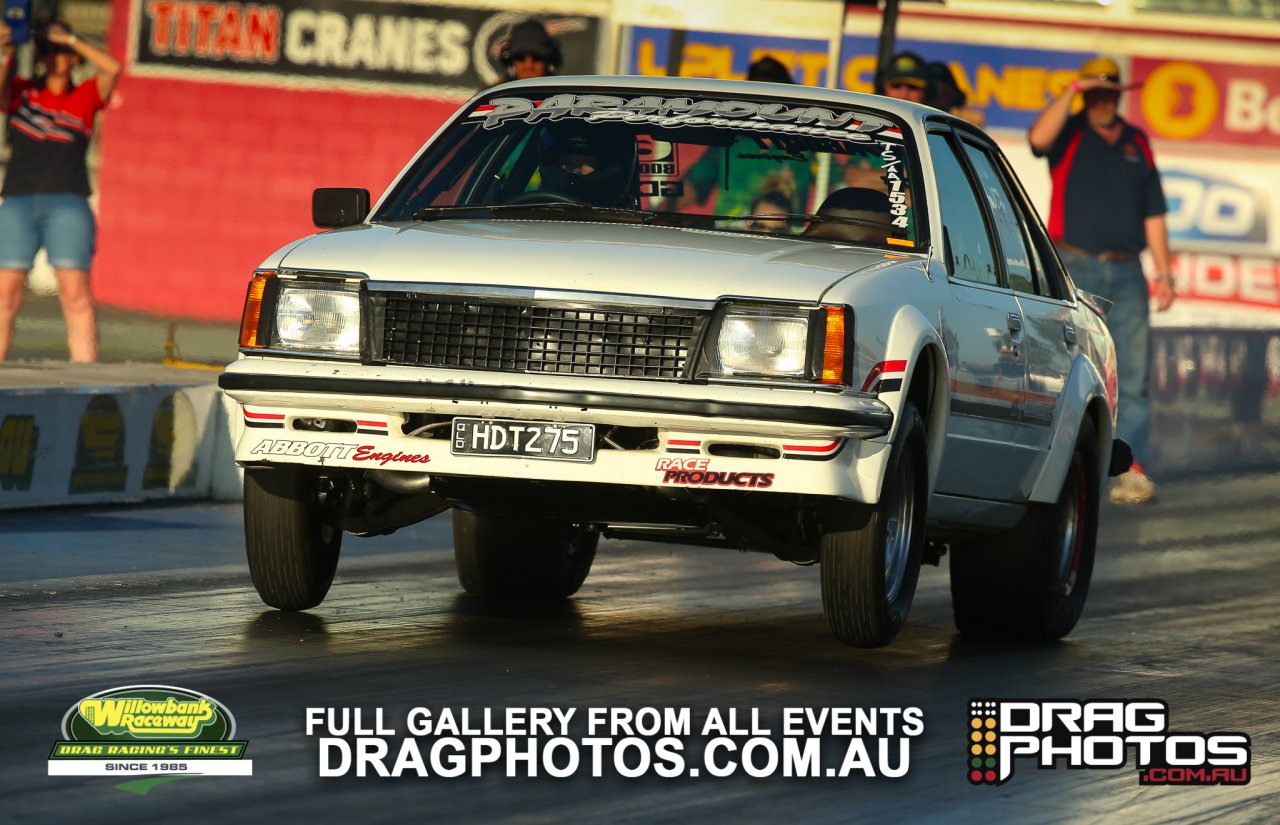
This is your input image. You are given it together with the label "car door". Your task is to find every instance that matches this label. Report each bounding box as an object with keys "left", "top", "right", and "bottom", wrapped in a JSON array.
[
  {"left": 926, "top": 130, "right": 1032, "bottom": 503},
  {"left": 959, "top": 136, "right": 1078, "bottom": 494},
  {"left": 957, "top": 137, "right": 1076, "bottom": 485}
]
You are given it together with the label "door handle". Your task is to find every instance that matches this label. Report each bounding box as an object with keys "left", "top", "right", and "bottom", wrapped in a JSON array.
[
  {"left": 1007, "top": 313, "right": 1023, "bottom": 334},
  {"left": 1063, "top": 323, "right": 1077, "bottom": 346}
]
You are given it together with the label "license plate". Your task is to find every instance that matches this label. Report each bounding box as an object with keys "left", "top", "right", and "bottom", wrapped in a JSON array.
[{"left": 451, "top": 418, "right": 596, "bottom": 463}]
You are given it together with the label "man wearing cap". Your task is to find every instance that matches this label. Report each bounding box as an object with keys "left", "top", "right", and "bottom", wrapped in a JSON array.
[
  {"left": 500, "top": 19, "right": 561, "bottom": 82},
  {"left": 1028, "top": 56, "right": 1174, "bottom": 505},
  {"left": 879, "top": 51, "right": 928, "bottom": 104}
]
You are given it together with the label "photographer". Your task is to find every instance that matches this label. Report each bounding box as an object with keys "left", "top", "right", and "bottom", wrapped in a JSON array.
[{"left": 0, "top": 20, "right": 120, "bottom": 362}]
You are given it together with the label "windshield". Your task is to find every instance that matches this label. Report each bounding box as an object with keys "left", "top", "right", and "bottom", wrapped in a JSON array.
[{"left": 375, "top": 91, "right": 921, "bottom": 251}]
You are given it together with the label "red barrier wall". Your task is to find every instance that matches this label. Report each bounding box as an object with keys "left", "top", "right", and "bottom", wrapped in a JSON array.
[{"left": 94, "top": 6, "right": 466, "bottom": 321}]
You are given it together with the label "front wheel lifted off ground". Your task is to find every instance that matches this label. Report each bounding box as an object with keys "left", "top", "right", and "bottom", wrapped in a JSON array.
[
  {"left": 244, "top": 466, "right": 342, "bottom": 611},
  {"left": 820, "top": 401, "right": 928, "bottom": 648},
  {"left": 453, "top": 510, "right": 598, "bottom": 600},
  {"left": 950, "top": 415, "right": 1101, "bottom": 639}
]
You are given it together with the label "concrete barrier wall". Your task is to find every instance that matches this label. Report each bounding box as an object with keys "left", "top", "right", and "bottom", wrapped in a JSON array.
[{"left": 0, "top": 381, "right": 231, "bottom": 510}]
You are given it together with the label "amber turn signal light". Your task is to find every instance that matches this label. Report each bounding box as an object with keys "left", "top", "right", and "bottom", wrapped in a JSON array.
[
  {"left": 238, "top": 271, "right": 274, "bottom": 348},
  {"left": 820, "top": 305, "right": 846, "bottom": 385}
]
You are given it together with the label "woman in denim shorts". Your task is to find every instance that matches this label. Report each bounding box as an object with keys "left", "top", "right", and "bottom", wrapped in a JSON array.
[{"left": 0, "top": 20, "right": 120, "bottom": 362}]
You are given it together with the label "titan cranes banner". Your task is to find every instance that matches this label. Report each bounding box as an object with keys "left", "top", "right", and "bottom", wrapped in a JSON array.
[
  {"left": 131, "top": 0, "right": 603, "bottom": 92},
  {"left": 620, "top": 24, "right": 1280, "bottom": 330}
]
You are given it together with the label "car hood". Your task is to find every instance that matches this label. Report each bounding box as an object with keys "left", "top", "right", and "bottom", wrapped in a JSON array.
[{"left": 270, "top": 220, "right": 899, "bottom": 303}]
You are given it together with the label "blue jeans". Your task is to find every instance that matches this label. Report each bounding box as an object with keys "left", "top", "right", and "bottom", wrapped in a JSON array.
[
  {"left": 1059, "top": 251, "right": 1150, "bottom": 466},
  {"left": 0, "top": 194, "right": 97, "bottom": 270}
]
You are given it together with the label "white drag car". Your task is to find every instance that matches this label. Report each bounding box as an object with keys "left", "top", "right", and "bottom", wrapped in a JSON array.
[{"left": 221, "top": 76, "right": 1126, "bottom": 647}]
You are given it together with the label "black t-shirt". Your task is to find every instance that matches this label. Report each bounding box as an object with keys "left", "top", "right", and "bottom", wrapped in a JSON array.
[
  {"left": 3, "top": 77, "right": 104, "bottom": 197},
  {"left": 1035, "top": 113, "right": 1166, "bottom": 255}
]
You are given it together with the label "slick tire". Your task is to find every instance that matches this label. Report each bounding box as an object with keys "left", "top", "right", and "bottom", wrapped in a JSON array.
[
  {"left": 244, "top": 466, "right": 342, "bottom": 611},
  {"left": 950, "top": 415, "right": 1100, "bottom": 639},
  {"left": 453, "top": 510, "right": 598, "bottom": 600},
  {"left": 820, "top": 401, "right": 928, "bottom": 648}
]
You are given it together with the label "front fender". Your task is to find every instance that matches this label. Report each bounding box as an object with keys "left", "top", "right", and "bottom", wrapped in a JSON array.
[
  {"left": 858, "top": 305, "right": 949, "bottom": 500},
  {"left": 1027, "top": 353, "right": 1114, "bottom": 503}
]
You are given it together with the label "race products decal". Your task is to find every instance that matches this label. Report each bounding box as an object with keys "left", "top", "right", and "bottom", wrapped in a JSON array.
[
  {"left": 861, "top": 360, "right": 907, "bottom": 393},
  {"left": 472, "top": 95, "right": 903, "bottom": 143},
  {"left": 0, "top": 413, "right": 40, "bottom": 492},
  {"left": 49, "top": 685, "right": 252, "bottom": 780},
  {"left": 967, "top": 699, "right": 1251, "bottom": 787},
  {"left": 661, "top": 469, "right": 775, "bottom": 488},
  {"left": 249, "top": 440, "right": 429, "bottom": 465}
]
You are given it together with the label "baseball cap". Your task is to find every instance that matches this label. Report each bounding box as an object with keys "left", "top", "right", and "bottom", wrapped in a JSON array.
[
  {"left": 1079, "top": 57, "right": 1122, "bottom": 84},
  {"left": 883, "top": 52, "right": 928, "bottom": 89}
]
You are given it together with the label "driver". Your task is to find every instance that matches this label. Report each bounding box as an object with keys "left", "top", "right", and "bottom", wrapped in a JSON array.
[
  {"left": 802, "top": 188, "right": 894, "bottom": 244},
  {"left": 534, "top": 123, "right": 637, "bottom": 207}
]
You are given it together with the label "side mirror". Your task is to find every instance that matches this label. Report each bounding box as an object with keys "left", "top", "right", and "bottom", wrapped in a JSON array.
[{"left": 312, "top": 188, "right": 370, "bottom": 228}]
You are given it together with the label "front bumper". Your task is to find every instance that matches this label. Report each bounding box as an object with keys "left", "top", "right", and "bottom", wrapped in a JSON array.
[{"left": 220, "top": 359, "right": 896, "bottom": 501}]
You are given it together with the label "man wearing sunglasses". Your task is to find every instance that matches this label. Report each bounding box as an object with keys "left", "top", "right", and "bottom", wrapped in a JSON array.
[
  {"left": 878, "top": 51, "right": 929, "bottom": 104},
  {"left": 499, "top": 19, "right": 561, "bottom": 82},
  {"left": 1029, "top": 56, "right": 1173, "bottom": 506}
]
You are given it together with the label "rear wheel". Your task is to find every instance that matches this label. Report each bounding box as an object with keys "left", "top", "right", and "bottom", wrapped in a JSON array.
[
  {"left": 453, "top": 510, "right": 598, "bottom": 600},
  {"left": 820, "top": 401, "right": 928, "bottom": 648},
  {"left": 950, "top": 416, "right": 1100, "bottom": 639},
  {"left": 244, "top": 466, "right": 342, "bottom": 611}
]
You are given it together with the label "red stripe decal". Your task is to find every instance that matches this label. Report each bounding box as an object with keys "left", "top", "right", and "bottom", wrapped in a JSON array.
[
  {"left": 860, "top": 360, "right": 908, "bottom": 392},
  {"left": 783, "top": 440, "right": 842, "bottom": 453},
  {"left": 355, "top": 420, "right": 387, "bottom": 427},
  {"left": 243, "top": 410, "right": 285, "bottom": 420},
  {"left": 668, "top": 439, "right": 701, "bottom": 447},
  {"left": 1048, "top": 129, "right": 1083, "bottom": 242}
]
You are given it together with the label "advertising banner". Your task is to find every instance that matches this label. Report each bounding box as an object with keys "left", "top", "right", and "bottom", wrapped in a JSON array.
[
  {"left": 624, "top": 28, "right": 1090, "bottom": 132},
  {"left": 131, "top": 0, "right": 602, "bottom": 93},
  {"left": 1129, "top": 57, "right": 1280, "bottom": 150}
]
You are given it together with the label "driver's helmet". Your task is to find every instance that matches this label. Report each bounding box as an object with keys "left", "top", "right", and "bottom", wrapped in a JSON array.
[{"left": 538, "top": 122, "right": 638, "bottom": 207}]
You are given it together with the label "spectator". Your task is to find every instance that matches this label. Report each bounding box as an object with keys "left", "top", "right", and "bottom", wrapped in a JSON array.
[
  {"left": 878, "top": 51, "right": 928, "bottom": 104},
  {"left": 500, "top": 19, "right": 561, "bottom": 82},
  {"left": 745, "top": 176, "right": 796, "bottom": 234},
  {"left": 803, "top": 188, "right": 893, "bottom": 244},
  {"left": 1028, "top": 56, "right": 1174, "bottom": 505},
  {"left": 0, "top": 21, "right": 120, "bottom": 363},
  {"left": 926, "top": 61, "right": 986, "bottom": 128},
  {"left": 747, "top": 55, "right": 793, "bottom": 84}
]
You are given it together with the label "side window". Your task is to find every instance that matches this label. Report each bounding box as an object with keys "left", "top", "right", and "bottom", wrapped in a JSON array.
[
  {"left": 961, "top": 140, "right": 1037, "bottom": 295},
  {"left": 926, "top": 132, "right": 998, "bottom": 286},
  {"left": 993, "top": 150, "right": 1071, "bottom": 300}
]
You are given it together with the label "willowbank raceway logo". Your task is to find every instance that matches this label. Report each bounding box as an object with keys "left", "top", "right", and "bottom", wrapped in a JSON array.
[
  {"left": 49, "top": 685, "right": 252, "bottom": 792},
  {"left": 967, "top": 699, "right": 1251, "bottom": 787}
]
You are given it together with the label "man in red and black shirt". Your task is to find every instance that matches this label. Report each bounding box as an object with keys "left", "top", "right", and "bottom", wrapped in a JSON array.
[
  {"left": 1, "top": 20, "right": 120, "bottom": 362},
  {"left": 1028, "top": 56, "right": 1174, "bottom": 505}
]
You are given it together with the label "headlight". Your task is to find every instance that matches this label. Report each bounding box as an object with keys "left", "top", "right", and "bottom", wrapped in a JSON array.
[
  {"left": 703, "top": 303, "right": 849, "bottom": 385},
  {"left": 714, "top": 309, "right": 810, "bottom": 377},
  {"left": 273, "top": 281, "right": 361, "bottom": 354}
]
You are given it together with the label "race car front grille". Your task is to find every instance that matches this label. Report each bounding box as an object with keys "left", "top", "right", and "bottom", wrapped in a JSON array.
[{"left": 376, "top": 296, "right": 707, "bottom": 380}]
